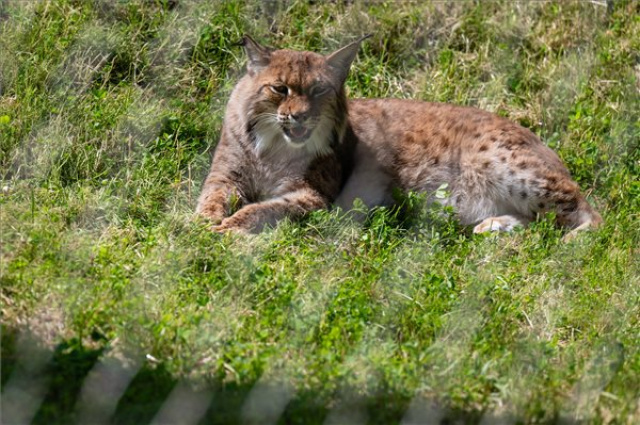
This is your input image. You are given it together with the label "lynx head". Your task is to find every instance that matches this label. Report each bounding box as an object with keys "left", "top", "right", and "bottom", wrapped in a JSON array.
[{"left": 237, "top": 35, "right": 369, "bottom": 156}]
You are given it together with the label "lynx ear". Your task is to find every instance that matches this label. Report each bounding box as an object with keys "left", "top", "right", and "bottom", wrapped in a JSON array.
[
  {"left": 326, "top": 34, "right": 371, "bottom": 82},
  {"left": 239, "top": 35, "right": 272, "bottom": 74}
]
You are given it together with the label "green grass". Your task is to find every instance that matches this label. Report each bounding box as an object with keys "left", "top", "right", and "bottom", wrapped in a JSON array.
[{"left": 1, "top": 0, "right": 639, "bottom": 423}]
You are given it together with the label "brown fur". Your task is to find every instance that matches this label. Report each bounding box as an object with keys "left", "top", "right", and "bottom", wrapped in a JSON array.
[{"left": 197, "top": 36, "right": 602, "bottom": 239}]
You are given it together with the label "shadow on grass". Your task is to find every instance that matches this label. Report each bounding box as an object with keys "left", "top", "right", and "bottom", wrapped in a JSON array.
[{"left": 1, "top": 325, "right": 486, "bottom": 425}]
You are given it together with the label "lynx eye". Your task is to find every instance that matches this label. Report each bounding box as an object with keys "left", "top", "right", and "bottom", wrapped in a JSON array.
[
  {"left": 310, "top": 85, "right": 330, "bottom": 97},
  {"left": 269, "top": 85, "right": 289, "bottom": 96}
]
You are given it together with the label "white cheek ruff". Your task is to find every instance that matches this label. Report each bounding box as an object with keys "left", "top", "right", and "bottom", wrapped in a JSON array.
[
  {"left": 303, "top": 115, "right": 335, "bottom": 157},
  {"left": 252, "top": 116, "right": 283, "bottom": 156},
  {"left": 253, "top": 114, "right": 336, "bottom": 158}
]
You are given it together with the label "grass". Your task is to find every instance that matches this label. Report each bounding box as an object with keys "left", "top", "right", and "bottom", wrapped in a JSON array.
[{"left": 1, "top": 0, "right": 639, "bottom": 423}]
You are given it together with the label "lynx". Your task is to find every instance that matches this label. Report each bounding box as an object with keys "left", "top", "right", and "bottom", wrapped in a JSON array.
[{"left": 196, "top": 35, "right": 602, "bottom": 240}]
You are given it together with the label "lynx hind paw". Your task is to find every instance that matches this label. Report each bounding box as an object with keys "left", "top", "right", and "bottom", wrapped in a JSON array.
[
  {"left": 473, "top": 215, "right": 526, "bottom": 234},
  {"left": 561, "top": 218, "right": 601, "bottom": 243},
  {"left": 212, "top": 222, "right": 251, "bottom": 235}
]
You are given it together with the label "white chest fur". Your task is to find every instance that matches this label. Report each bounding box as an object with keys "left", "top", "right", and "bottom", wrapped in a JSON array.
[{"left": 248, "top": 138, "right": 315, "bottom": 201}]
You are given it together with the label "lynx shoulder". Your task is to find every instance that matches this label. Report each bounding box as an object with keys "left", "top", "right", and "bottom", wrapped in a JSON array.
[{"left": 197, "top": 36, "right": 601, "bottom": 239}]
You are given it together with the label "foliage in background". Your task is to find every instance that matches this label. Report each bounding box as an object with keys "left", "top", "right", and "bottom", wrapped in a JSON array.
[{"left": 1, "top": 1, "right": 639, "bottom": 424}]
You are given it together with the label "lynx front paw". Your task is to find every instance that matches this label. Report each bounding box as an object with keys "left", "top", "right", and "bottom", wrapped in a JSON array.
[
  {"left": 473, "top": 215, "right": 526, "bottom": 234},
  {"left": 211, "top": 216, "right": 254, "bottom": 234},
  {"left": 212, "top": 222, "right": 249, "bottom": 234}
]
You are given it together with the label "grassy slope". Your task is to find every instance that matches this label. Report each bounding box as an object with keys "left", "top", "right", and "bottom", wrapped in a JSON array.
[{"left": 1, "top": 0, "right": 639, "bottom": 423}]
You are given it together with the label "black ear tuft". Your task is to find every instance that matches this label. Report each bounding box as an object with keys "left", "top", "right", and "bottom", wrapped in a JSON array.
[
  {"left": 240, "top": 35, "right": 272, "bottom": 74},
  {"left": 326, "top": 34, "right": 371, "bottom": 83}
]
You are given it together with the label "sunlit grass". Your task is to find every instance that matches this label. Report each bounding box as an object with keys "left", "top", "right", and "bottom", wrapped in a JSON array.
[{"left": 1, "top": 1, "right": 639, "bottom": 423}]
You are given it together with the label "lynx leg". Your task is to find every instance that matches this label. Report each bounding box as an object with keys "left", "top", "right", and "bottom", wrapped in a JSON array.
[
  {"left": 196, "top": 184, "right": 241, "bottom": 225},
  {"left": 473, "top": 215, "right": 529, "bottom": 234},
  {"left": 560, "top": 197, "right": 602, "bottom": 242},
  {"left": 215, "top": 187, "right": 328, "bottom": 233},
  {"left": 335, "top": 145, "right": 393, "bottom": 211}
]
